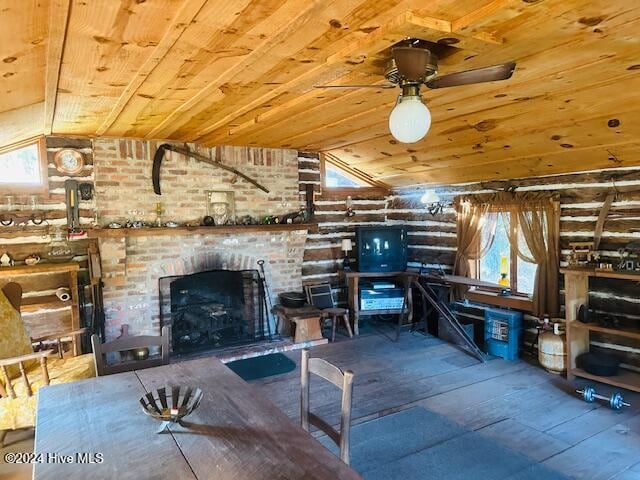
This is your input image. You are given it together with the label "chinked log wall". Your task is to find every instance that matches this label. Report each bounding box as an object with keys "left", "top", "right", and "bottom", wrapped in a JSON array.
[
  {"left": 393, "top": 167, "right": 640, "bottom": 370},
  {"left": 0, "top": 137, "right": 95, "bottom": 337}
]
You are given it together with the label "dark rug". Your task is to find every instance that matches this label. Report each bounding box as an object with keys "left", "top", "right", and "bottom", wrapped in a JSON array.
[
  {"left": 319, "top": 407, "right": 569, "bottom": 480},
  {"left": 225, "top": 353, "right": 296, "bottom": 381}
]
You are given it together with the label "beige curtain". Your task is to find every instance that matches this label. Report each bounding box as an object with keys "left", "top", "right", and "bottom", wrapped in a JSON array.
[
  {"left": 454, "top": 193, "right": 560, "bottom": 317},
  {"left": 514, "top": 199, "right": 560, "bottom": 317},
  {"left": 453, "top": 199, "right": 497, "bottom": 298}
]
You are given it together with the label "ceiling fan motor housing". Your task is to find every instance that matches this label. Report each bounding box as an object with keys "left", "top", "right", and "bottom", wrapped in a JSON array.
[{"left": 385, "top": 47, "right": 438, "bottom": 85}]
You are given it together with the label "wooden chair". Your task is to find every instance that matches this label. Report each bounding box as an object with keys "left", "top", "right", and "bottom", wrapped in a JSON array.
[
  {"left": 305, "top": 283, "right": 353, "bottom": 342},
  {"left": 300, "top": 348, "right": 354, "bottom": 465},
  {"left": 91, "top": 326, "right": 170, "bottom": 376}
]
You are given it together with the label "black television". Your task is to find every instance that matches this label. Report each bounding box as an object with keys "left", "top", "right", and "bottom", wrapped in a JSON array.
[{"left": 355, "top": 226, "right": 407, "bottom": 272}]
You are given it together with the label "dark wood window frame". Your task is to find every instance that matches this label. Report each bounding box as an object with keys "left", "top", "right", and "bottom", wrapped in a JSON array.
[
  {"left": 0, "top": 137, "right": 48, "bottom": 195},
  {"left": 319, "top": 153, "right": 389, "bottom": 196}
]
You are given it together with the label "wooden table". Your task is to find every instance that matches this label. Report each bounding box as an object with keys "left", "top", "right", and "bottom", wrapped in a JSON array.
[{"left": 34, "top": 357, "right": 361, "bottom": 479}]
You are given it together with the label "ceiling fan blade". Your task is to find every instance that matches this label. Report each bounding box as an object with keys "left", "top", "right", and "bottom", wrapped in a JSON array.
[
  {"left": 313, "top": 84, "right": 396, "bottom": 89},
  {"left": 426, "top": 62, "right": 516, "bottom": 89}
]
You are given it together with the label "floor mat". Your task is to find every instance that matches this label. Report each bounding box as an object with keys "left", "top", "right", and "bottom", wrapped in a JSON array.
[
  {"left": 319, "top": 407, "right": 569, "bottom": 480},
  {"left": 225, "top": 353, "right": 296, "bottom": 381}
]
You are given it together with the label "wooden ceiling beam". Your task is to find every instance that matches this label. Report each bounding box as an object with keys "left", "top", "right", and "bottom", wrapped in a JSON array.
[
  {"left": 44, "top": 0, "right": 71, "bottom": 135},
  {"left": 298, "top": 39, "right": 640, "bottom": 153},
  {"left": 143, "top": 0, "right": 338, "bottom": 140},
  {"left": 200, "top": 10, "right": 503, "bottom": 145},
  {"left": 191, "top": 7, "right": 421, "bottom": 144},
  {"left": 94, "top": 0, "right": 208, "bottom": 136},
  {"left": 381, "top": 142, "right": 640, "bottom": 187}
]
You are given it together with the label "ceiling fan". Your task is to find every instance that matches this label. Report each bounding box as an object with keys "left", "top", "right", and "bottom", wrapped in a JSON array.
[{"left": 315, "top": 39, "right": 516, "bottom": 143}]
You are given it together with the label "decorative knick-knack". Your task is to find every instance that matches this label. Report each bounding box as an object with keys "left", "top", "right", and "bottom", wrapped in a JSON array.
[
  {"left": 25, "top": 254, "right": 41, "bottom": 265},
  {"left": 0, "top": 252, "right": 14, "bottom": 267}
]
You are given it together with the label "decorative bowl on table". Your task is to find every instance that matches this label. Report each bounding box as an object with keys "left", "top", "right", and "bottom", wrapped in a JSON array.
[{"left": 140, "top": 386, "right": 203, "bottom": 433}]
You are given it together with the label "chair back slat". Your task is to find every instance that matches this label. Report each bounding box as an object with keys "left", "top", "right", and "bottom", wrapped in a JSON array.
[
  {"left": 308, "top": 357, "right": 346, "bottom": 388},
  {"left": 308, "top": 412, "right": 340, "bottom": 444},
  {"left": 305, "top": 283, "right": 336, "bottom": 309},
  {"left": 92, "top": 326, "right": 170, "bottom": 376},
  {"left": 300, "top": 348, "right": 354, "bottom": 465}
]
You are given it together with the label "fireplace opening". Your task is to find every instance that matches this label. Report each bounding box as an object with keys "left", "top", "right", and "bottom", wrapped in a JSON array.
[{"left": 159, "top": 269, "right": 268, "bottom": 355}]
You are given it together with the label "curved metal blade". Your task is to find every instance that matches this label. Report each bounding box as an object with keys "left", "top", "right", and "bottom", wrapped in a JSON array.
[
  {"left": 426, "top": 62, "right": 516, "bottom": 89},
  {"left": 313, "top": 84, "right": 396, "bottom": 89}
]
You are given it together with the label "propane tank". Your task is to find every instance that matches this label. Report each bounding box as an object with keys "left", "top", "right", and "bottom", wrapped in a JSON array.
[{"left": 538, "top": 324, "right": 566, "bottom": 374}]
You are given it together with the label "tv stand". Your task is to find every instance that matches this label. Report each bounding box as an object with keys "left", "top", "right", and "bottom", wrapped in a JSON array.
[{"left": 345, "top": 271, "right": 412, "bottom": 340}]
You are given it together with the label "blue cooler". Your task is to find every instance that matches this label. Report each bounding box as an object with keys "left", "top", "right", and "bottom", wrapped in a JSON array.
[{"left": 484, "top": 308, "right": 522, "bottom": 360}]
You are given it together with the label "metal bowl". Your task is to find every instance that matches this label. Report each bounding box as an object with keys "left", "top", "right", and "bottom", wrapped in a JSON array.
[
  {"left": 140, "top": 386, "right": 203, "bottom": 433},
  {"left": 279, "top": 291, "right": 307, "bottom": 308}
]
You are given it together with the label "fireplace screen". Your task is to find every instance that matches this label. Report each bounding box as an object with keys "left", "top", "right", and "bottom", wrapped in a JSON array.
[{"left": 159, "top": 269, "right": 268, "bottom": 355}]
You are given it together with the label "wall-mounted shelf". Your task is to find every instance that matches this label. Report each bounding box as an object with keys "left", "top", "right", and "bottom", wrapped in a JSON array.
[
  {"left": 563, "top": 268, "right": 640, "bottom": 393},
  {"left": 560, "top": 267, "right": 640, "bottom": 282},
  {"left": 0, "top": 262, "right": 81, "bottom": 348},
  {"left": 87, "top": 224, "right": 315, "bottom": 238}
]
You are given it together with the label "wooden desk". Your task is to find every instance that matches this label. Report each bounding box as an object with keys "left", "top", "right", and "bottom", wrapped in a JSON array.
[
  {"left": 345, "top": 271, "right": 412, "bottom": 337},
  {"left": 34, "top": 356, "right": 360, "bottom": 479}
]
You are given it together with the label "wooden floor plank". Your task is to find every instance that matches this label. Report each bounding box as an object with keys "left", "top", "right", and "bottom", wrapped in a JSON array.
[
  {"left": 543, "top": 414, "right": 640, "bottom": 480},
  {"left": 254, "top": 329, "right": 640, "bottom": 479},
  {"left": 475, "top": 419, "right": 572, "bottom": 462}
]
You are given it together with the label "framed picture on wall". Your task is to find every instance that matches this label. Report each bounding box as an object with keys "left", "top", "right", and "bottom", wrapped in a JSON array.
[{"left": 206, "top": 191, "right": 235, "bottom": 226}]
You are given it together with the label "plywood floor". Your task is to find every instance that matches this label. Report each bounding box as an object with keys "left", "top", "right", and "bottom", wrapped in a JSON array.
[
  {"left": 253, "top": 327, "right": 640, "bottom": 479},
  {"left": 2, "top": 327, "right": 639, "bottom": 479}
]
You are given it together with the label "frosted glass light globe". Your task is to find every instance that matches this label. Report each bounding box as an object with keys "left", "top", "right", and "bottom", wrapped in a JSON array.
[{"left": 388, "top": 95, "right": 431, "bottom": 143}]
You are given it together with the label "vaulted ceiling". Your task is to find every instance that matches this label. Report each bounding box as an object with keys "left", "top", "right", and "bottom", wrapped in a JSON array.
[{"left": 1, "top": 0, "right": 638, "bottom": 187}]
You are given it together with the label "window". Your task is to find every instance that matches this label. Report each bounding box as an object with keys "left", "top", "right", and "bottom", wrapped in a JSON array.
[
  {"left": 477, "top": 212, "right": 537, "bottom": 296},
  {"left": 0, "top": 138, "right": 47, "bottom": 193},
  {"left": 324, "top": 163, "right": 369, "bottom": 188}
]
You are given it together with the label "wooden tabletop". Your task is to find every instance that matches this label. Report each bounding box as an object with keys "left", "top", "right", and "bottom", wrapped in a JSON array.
[{"left": 34, "top": 357, "right": 361, "bottom": 480}]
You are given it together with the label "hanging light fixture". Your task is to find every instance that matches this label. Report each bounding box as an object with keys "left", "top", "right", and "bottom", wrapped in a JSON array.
[{"left": 389, "top": 94, "right": 431, "bottom": 143}]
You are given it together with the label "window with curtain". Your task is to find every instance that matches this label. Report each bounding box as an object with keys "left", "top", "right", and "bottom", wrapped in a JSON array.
[
  {"left": 478, "top": 212, "right": 537, "bottom": 296},
  {"left": 453, "top": 193, "right": 560, "bottom": 318}
]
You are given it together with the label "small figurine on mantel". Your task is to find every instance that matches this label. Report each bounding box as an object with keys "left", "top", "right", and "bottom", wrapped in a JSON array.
[
  {"left": 0, "top": 252, "right": 14, "bottom": 267},
  {"left": 25, "top": 254, "right": 41, "bottom": 266}
]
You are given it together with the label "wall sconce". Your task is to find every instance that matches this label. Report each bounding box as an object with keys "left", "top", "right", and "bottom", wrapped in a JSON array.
[
  {"left": 341, "top": 238, "right": 353, "bottom": 271},
  {"left": 420, "top": 190, "right": 447, "bottom": 216},
  {"left": 345, "top": 196, "right": 356, "bottom": 217}
]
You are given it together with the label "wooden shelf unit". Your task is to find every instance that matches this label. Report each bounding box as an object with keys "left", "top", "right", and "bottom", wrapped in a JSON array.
[
  {"left": 562, "top": 268, "right": 640, "bottom": 393},
  {"left": 87, "top": 223, "right": 314, "bottom": 238}
]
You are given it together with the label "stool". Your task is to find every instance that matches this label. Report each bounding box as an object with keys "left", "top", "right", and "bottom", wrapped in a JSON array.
[{"left": 322, "top": 308, "right": 353, "bottom": 342}]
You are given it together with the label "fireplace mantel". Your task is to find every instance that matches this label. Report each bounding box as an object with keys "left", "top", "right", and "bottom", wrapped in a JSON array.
[{"left": 88, "top": 223, "right": 314, "bottom": 238}]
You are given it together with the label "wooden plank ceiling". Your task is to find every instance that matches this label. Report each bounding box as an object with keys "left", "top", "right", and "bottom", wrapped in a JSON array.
[{"left": 0, "top": 0, "right": 638, "bottom": 186}]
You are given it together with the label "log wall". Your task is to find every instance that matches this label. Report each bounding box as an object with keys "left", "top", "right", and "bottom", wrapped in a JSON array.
[
  {"left": 0, "top": 137, "right": 95, "bottom": 336},
  {"left": 393, "top": 166, "right": 640, "bottom": 370}
]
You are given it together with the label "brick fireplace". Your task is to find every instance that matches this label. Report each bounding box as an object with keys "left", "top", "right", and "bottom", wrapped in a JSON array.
[
  {"left": 99, "top": 228, "right": 308, "bottom": 342},
  {"left": 90, "top": 138, "right": 306, "bottom": 342}
]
